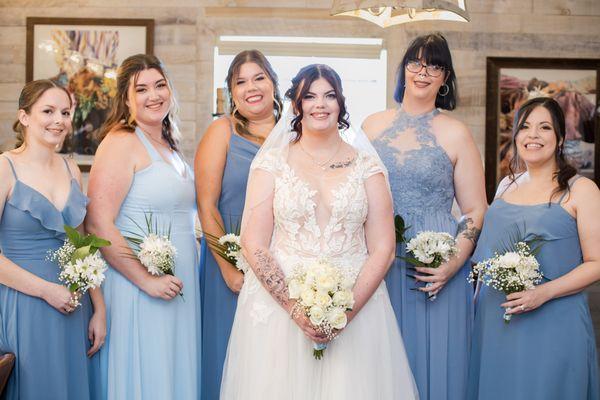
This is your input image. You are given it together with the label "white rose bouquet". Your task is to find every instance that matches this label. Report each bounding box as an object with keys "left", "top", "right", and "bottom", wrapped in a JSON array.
[
  {"left": 124, "top": 213, "right": 181, "bottom": 297},
  {"left": 47, "top": 225, "right": 110, "bottom": 307},
  {"left": 403, "top": 231, "right": 459, "bottom": 301},
  {"left": 287, "top": 259, "right": 355, "bottom": 359},
  {"left": 469, "top": 241, "right": 543, "bottom": 323}
]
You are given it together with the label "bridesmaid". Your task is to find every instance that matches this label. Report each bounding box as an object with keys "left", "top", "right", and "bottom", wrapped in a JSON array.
[
  {"left": 468, "top": 97, "right": 600, "bottom": 399},
  {"left": 195, "top": 50, "right": 282, "bottom": 400},
  {"left": 362, "top": 33, "right": 487, "bottom": 400},
  {"left": 0, "top": 80, "right": 104, "bottom": 399},
  {"left": 86, "top": 54, "right": 201, "bottom": 399}
]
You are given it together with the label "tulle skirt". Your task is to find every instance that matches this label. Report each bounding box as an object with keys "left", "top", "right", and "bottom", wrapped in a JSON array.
[{"left": 220, "top": 262, "right": 419, "bottom": 400}]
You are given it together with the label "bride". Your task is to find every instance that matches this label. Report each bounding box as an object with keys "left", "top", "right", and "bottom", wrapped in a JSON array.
[{"left": 220, "top": 64, "right": 418, "bottom": 399}]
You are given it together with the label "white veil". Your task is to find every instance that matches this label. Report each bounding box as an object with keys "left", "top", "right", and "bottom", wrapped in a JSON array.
[
  {"left": 249, "top": 104, "right": 388, "bottom": 177},
  {"left": 240, "top": 104, "right": 390, "bottom": 243}
]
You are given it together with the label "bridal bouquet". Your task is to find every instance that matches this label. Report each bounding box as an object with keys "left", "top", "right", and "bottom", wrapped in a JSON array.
[
  {"left": 47, "top": 225, "right": 110, "bottom": 306},
  {"left": 403, "top": 231, "right": 459, "bottom": 301},
  {"left": 468, "top": 241, "right": 543, "bottom": 323},
  {"left": 124, "top": 213, "right": 182, "bottom": 296},
  {"left": 288, "top": 259, "right": 355, "bottom": 360}
]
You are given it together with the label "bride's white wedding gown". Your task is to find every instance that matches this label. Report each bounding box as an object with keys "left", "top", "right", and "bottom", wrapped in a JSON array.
[{"left": 220, "top": 146, "right": 418, "bottom": 399}]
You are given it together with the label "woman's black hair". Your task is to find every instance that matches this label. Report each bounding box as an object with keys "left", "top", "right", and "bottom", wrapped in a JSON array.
[{"left": 394, "top": 33, "right": 457, "bottom": 110}]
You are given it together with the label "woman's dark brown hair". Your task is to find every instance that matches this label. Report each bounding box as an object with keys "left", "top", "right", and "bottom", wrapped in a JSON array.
[
  {"left": 284, "top": 64, "right": 350, "bottom": 141},
  {"left": 13, "top": 79, "right": 72, "bottom": 148},
  {"left": 507, "top": 96, "right": 577, "bottom": 202},
  {"left": 225, "top": 50, "right": 283, "bottom": 140},
  {"left": 98, "top": 54, "right": 181, "bottom": 151}
]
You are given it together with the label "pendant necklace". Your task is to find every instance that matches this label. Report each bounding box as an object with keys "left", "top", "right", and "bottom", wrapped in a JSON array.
[{"left": 298, "top": 138, "right": 343, "bottom": 171}]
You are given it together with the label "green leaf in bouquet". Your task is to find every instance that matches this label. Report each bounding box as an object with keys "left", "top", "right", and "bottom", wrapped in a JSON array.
[
  {"left": 71, "top": 245, "right": 92, "bottom": 261},
  {"left": 90, "top": 236, "right": 111, "bottom": 249},
  {"left": 495, "top": 222, "right": 545, "bottom": 255},
  {"left": 397, "top": 255, "right": 423, "bottom": 267},
  {"left": 394, "top": 214, "right": 410, "bottom": 244},
  {"left": 64, "top": 225, "right": 83, "bottom": 247},
  {"left": 69, "top": 283, "right": 80, "bottom": 293}
]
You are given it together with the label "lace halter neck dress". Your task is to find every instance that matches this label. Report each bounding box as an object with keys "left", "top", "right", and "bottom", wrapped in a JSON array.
[{"left": 372, "top": 108, "right": 473, "bottom": 400}]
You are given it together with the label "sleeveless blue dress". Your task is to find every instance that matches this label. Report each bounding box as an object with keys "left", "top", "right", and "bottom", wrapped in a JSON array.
[
  {"left": 199, "top": 126, "right": 259, "bottom": 400},
  {"left": 468, "top": 182, "right": 599, "bottom": 400},
  {"left": 99, "top": 128, "right": 201, "bottom": 399},
  {"left": 0, "top": 156, "right": 100, "bottom": 400},
  {"left": 372, "top": 108, "right": 473, "bottom": 400}
]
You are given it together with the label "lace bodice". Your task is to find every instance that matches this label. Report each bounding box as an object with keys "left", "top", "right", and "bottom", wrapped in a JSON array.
[
  {"left": 252, "top": 146, "right": 384, "bottom": 275},
  {"left": 372, "top": 108, "right": 455, "bottom": 216}
]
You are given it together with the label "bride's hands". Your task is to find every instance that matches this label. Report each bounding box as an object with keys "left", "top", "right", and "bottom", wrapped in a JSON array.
[{"left": 290, "top": 304, "right": 328, "bottom": 343}]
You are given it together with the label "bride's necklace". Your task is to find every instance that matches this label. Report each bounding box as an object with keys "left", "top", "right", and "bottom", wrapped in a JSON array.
[{"left": 298, "top": 139, "right": 343, "bottom": 171}]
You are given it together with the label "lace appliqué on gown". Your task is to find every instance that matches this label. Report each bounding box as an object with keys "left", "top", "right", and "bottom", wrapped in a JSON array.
[{"left": 373, "top": 108, "right": 454, "bottom": 216}]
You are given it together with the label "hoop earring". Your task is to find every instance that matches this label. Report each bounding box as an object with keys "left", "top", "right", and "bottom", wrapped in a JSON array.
[
  {"left": 274, "top": 99, "right": 282, "bottom": 117},
  {"left": 438, "top": 83, "right": 450, "bottom": 97},
  {"left": 231, "top": 105, "right": 239, "bottom": 118}
]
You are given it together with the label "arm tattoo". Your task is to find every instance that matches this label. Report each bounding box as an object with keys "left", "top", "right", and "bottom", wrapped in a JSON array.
[
  {"left": 253, "top": 249, "right": 290, "bottom": 309},
  {"left": 457, "top": 217, "right": 481, "bottom": 245}
]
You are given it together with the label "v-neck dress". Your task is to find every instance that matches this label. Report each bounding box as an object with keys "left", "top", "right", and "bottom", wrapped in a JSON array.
[
  {"left": 199, "top": 127, "right": 259, "bottom": 400},
  {"left": 0, "top": 156, "right": 100, "bottom": 400},
  {"left": 98, "top": 128, "right": 201, "bottom": 399}
]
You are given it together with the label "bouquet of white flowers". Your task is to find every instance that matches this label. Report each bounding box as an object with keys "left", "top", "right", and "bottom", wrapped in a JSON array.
[
  {"left": 469, "top": 241, "right": 543, "bottom": 323},
  {"left": 124, "top": 213, "right": 181, "bottom": 297},
  {"left": 287, "top": 259, "right": 355, "bottom": 359},
  {"left": 203, "top": 217, "right": 247, "bottom": 273},
  {"left": 403, "top": 231, "right": 459, "bottom": 301},
  {"left": 47, "top": 225, "right": 110, "bottom": 306}
]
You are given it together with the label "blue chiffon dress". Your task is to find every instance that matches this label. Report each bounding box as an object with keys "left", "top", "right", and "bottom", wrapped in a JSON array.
[
  {"left": 200, "top": 124, "right": 259, "bottom": 400},
  {"left": 468, "top": 180, "right": 599, "bottom": 400},
  {"left": 99, "top": 128, "right": 201, "bottom": 399},
  {"left": 0, "top": 156, "right": 100, "bottom": 400},
  {"left": 372, "top": 108, "right": 473, "bottom": 400}
]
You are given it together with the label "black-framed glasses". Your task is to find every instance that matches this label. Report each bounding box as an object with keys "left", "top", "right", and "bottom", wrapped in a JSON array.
[{"left": 405, "top": 60, "right": 446, "bottom": 77}]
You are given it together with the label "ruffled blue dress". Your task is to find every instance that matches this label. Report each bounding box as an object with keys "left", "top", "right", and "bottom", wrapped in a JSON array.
[
  {"left": 468, "top": 181, "right": 599, "bottom": 400},
  {"left": 0, "top": 156, "right": 100, "bottom": 400},
  {"left": 200, "top": 125, "right": 259, "bottom": 400}
]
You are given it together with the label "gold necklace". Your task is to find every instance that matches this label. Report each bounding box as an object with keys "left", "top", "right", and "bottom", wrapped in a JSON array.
[{"left": 298, "top": 139, "right": 343, "bottom": 171}]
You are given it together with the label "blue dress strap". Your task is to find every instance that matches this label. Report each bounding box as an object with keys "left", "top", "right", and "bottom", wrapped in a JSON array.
[
  {"left": 558, "top": 174, "right": 582, "bottom": 204},
  {"left": 2, "top": 155, "right": 18, "bottom": 179},
  {"left": 134, "top": 127, "right": 162, "bottom": 162},
  {"left": 61, "top": 157, "right": 73, "bottom": 178}
]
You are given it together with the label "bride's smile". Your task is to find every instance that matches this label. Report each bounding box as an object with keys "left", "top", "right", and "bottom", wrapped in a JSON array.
[{"left": 300, "top": 77, "right": 340, "bottom": 135}]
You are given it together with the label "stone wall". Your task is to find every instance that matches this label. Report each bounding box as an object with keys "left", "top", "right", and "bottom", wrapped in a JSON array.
[{"left": 1, "top": 0, "right": 599, "bottom": 159}]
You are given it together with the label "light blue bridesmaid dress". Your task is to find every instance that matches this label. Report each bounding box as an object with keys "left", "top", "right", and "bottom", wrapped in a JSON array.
[
  {"left": 99, "top": 128, "right": 201, "bottom": 399},
  {"left": 199, "top": 121, "right": 259, "bottom": 400},
  {"left": 372, "top": 108, "right": 473, "bottom": 400},
  {"left": 0, "top": 156, "right": 100, "bottom": 400},
  {"left": 468, "top": 178, "right": 599, "bottom": 400}
]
